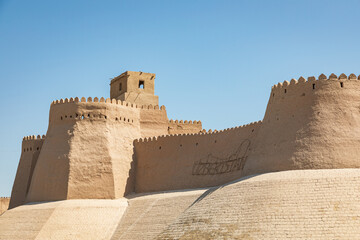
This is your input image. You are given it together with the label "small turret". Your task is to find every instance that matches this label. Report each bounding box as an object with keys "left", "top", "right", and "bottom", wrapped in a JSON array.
[{"left": 110, "top": 71, "right": 159, "bottom": 106}]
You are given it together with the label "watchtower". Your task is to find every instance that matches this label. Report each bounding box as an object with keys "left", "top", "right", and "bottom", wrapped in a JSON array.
[{"left": 110, "top": 71, "right": 159, "bottom": 106}]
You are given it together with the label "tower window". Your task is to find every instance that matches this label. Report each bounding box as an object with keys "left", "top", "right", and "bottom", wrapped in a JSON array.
[
  {"left": 119, "top": 83, "right": 122, "bottom": 91},
  {"left": 139, "top": 80, "right": 144, "bottom": 89},
  {"left": 340, "top": 82, "right": 344, "bottom": 88}
]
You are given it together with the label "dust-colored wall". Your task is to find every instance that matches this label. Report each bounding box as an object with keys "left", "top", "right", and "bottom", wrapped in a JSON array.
[
  {"left": 9, "top": 136, "right": 44, "bottom": 209},
  {"left": 24, "top": 97, "right": 169, "bottom": 203},
  {"left": 167, "top": 120, "right": 202, "bottom": 134},
  {"left": 158, "top": 169, "right": 360, "bottom": 240},
  {"left": 0, "top": 197, "right": 10, "bottom": 215},
  {"left": 134, "top": 121, "right": 261, "bottom": 193},
  {"left": 26, "top": 98, "right": 142, "bottom": 202},
  {"left": 140, "top": 105, "right": 168, "bottom": 138},
  {"left": 244, "top": 74, "right": 360, "bottom": 177}
]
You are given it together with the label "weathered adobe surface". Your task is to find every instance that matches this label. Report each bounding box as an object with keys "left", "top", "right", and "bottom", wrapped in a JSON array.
[
  {"left": 0, "top": 199, "right": 128, "bottom": 240},
  {"left": 9, "top": 136, "right": 44, "bottom": 209},
  {"left": 135, "top": 73, "right": 360, "bottom": 193},
  {"left": 17, "top": 96, "right": 202, "bottom": 206},
  {"left": 9, "top": 72, "right": 360, "bottom": 209},
  {"left": 134, "top": 121, "right": 261, "bottom": 192},
  {"left": 157, "top": 169, "right": 360, "bottom": 240},
  {"left": 0, "top": 198, "right": 9, "bottom": 216},
  {"left": 2, "top": 169, "right": 360, "bottom": 240}
]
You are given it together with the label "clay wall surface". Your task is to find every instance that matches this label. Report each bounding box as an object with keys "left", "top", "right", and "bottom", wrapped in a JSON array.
[
  {"left": 9, "top": 136, "right": 45, "bottom": 209},
  {"left": 26, "top": 98, "right": 142, "bottom": 202},
  {"left": 111, "top": 190, "right": 206, "bottom": 240},
  {"left": 158, "top": 169, "right": 360, "bottom": 240},
  {"left": 244, "top": 74, "right": 360, "bottom": 177},
  {"left": 0, "top": 197, "right": 10, "bottom": 215},
  {"left": 110, "top": 71, "right": 158, "bottom": 106},
  {"left": 139, "top": 105, "right": 168, "bottom": 138},
  {"left": 134, "top": 121, "right": 261, "bottom": 193},
  {"left": 0, "top": 199, "right": 128, "bottom": 240},
  {"left": 25, "top": 97, "right": 170, "bottom": 203},
  {"left": 167, "top": 120, "right": 202, "bottom": 134}
]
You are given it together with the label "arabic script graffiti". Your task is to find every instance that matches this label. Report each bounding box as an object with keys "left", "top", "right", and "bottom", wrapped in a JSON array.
[{"left": 192, "top": 139, "right": 250, "bottom": 175}]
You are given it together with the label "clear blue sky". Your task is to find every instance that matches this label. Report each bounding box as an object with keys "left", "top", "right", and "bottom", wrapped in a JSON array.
[{"left": 1, "top": 0, "right": 360, "bottom": 196}]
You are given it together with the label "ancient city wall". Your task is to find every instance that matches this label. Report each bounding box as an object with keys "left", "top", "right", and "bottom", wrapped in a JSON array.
[
  {"left": 167, "top": 120, "right": 202, "bottom": 134},
  {"left": 26, "top": 98, "right": 143, "bottom": 202},
  {"left": 134, "top": 121, "right": 262, "bottom": 193},
  {"left": 0, "top": 197, "right": 10, "bottom": 215},
  {"left": 139, "top": 105, "right": 168, "bottom": 138},
  {"left": 24, "top": 97, "right": 170, "bottom": 203},
  {"left": 244, "top": 73, "right": 360, "bottom": 176},
  {"left": 9, "top": 135, "right": 45, "bottom": 209}
]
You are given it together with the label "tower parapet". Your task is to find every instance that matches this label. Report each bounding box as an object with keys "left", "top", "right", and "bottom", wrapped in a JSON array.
[
  {"left": 110, "top": 71, "right": 159, "bottom": 106},
  {"left": 9, "top": 135, "right": 45, "bottom": 209}
]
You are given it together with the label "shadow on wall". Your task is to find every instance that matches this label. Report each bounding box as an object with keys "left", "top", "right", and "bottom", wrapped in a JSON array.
[
  {"left": 124, "top": 148, "right": 137, "bottom": 196},
  {"left": 188, "top": 173, "right": 265, "bottom": 209}
]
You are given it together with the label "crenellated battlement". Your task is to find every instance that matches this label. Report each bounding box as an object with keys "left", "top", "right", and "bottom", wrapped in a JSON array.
[
  {"left": 167, "top": 119, "right": 202, "bottom": 134},
  {"left": 51, "top": 97, "right": 166, "bottom": 111},
  {"left": 168, "top": 119, "right": 202, "bottom": 125},
  {"left": 136, "top": 120, "right": 262, "bottom": 143},
  {"left": 22, "top": 135, "right": 45, "bottom": 153},
  {"left": 16, "top": 69, "right": 360, "bottom": 207},
  {"left": 22, "top": 135, "right": 45, "bottom": 141},
  {"left": 271, "top": 73, "right": 360, "bottom": 91}
]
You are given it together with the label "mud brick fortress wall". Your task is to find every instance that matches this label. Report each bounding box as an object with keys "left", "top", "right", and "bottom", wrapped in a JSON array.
[
  {"left": 0, "top": 198, "right": 10, "bottom": 215},
  {"left": 8, "top": 71, "right": 360, "bottom": 211}
]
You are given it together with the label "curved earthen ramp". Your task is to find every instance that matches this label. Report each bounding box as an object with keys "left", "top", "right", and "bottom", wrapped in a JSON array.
[
  {"left": 110, "top": 189, "right": 206, "bottom": 240},
  {"left": 0, "top": 199, "right": 128, "bottom": 240},
  {"left": 157, "top": 169, "right": 360, "bottom": 240}
]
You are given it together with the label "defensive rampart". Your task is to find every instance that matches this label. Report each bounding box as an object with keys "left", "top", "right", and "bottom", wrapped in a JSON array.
[
  {"left": 244, "top": 73, "right": 360, "bottom": 176},
  {"left": 0, "top": 197, "right": 10, "bottom": 215},
  {"left": 134, "top": 121, "right": 262, "bottom": 192},
  {"left": 10, "top": 72, "right": 360, "bottom": 208},
  {"left": 26, "top": 97, "right": 167, "bottom": 203},
  {"left": 9, "top": 135, "right": 45, "bottom": 209},
  {"left": 134, "top": 73, "right": 360, "bottom": 193},
  {"left": 167, "top": 120, "right": 202, "bottom": 134}
]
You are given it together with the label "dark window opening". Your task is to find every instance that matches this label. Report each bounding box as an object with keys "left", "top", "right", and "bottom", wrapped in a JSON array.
[
  {"left": 340, "top": 82, "right": 344, "bottom": 88},
  {"left": 284, "top": 89, "right": 287, "bottom": 93},
  {"left": 61, "top": 116, "right": 63, "bottom": 120},
  {"left": 272, "top": 93, "right": 275, "bottom": 97},
  {"left": 313, "top": 84, "right": 315, "bottom": 89},
  {"left": 37, "top": 147, "right": 39, "bottom": 151},
  {"left": 119, "top": 83, "right": 122, "bottom": 91},
  {"left": 139, "top": 80, "right": 144, "bottom": 89},
  {"left": 196, "top": 143, "right": 198, "bottom": 146},
  {"left": 159, "top": 146, "right": 161, "bottom": 150}
]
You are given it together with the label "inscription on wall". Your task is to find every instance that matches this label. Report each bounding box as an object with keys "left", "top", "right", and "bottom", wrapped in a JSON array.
[{"left": 192, "top": 139, "right": 250, "bottom": 175}]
